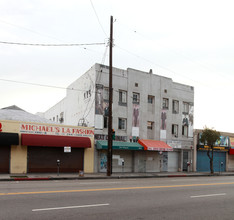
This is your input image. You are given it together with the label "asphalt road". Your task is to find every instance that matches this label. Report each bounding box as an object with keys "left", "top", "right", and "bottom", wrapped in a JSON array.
[{"left": 1, "top": 176, "right": 234, "bottom": 220}]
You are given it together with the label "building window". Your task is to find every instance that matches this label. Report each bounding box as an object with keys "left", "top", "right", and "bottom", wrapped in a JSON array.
[
  {"left": 182, "top": 125, "right": 188, "bottom": 137},
  {"left": 133, "top": 92, "right": 140, "bottom": 104},
  {"left": 183, "top": 102, "right": 189, "bottom": 114},
  {"left": 172, "top": 100, "right": 179, "bottom": 114},
  {"left": 118, "top": 118, "right": 127, "bottom": 130},
  {"left": 119, "top": 90, "right": 127, "bottom": 105},
  {"left": 163, "top": 98, "right": 169, "bottom": 109},
  {"left": 172, "top": 124, "right": 178, "bottom": 137},
  {"left": 104, "top": 116, "right": 108, "bottom": 128},
  {"left": 135, "top": 83, "right": 138, "bottom": 87},
  {"left": 103, "top": 87, "right": 109, "bottom": 101},
  {"left": 148, "top": 95, "right": 154, "bottom": 104},
  {"left": 147, "top": 121, "right": 154, "bottom": 130}
]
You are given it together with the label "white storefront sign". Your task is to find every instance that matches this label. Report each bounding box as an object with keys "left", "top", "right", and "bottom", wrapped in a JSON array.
[{"left": 20, "top": 123, "right": 94, "bottom": 137}]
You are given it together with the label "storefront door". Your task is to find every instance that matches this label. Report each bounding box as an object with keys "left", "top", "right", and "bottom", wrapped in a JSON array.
[{"left": 0, "top": 146, "right": 10, "bottom": 173}]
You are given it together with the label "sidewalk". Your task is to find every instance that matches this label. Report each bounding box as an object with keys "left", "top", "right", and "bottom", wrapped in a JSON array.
[{"left": 1, "top": 171, "right": 234, "bottom": 181}]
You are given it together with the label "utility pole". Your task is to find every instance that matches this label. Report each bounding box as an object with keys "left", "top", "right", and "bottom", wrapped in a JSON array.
[{"left": 107, "top": 16, "right": 113, "bottom": 176}]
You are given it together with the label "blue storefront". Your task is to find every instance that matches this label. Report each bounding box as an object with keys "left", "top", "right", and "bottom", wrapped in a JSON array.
[
  {"left": 197, "top": 134, "right": 229, "bottom": 172},
  {"left": 197, "top": 150, "right": 226, "bottom": 172}
]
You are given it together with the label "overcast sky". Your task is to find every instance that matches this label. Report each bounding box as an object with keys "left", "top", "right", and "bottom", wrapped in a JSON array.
[{"left": 0, "top": 0, "right": 233, "bottom": 132}]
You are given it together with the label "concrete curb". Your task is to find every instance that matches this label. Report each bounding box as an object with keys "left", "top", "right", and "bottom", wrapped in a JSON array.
[{"left": 1, "top": 172, "right": 233, "bottom": 181}]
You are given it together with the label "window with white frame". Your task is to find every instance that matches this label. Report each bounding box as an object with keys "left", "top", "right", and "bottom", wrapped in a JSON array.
[
  {"left": 163, "top": 98, "right": 169, "bottom": 109},
  {"left": 172, "top": 100, "right": 179, "bottom": 114},
  {"left": 118, "top": 118, "right": 127, "bottom": 130},
  {"left": 133, "top": 92, "right": 140, "bottom": 104},
  {"left": 172, "top": 124, "right": 178, "bottom": 137},
  {"left": 103, "top": 87, "right": 109, "bottom": 100},
  {"left": 183, "top": 102, "right": 189, "bottom": 114},
  {"left": 119, "top": 90, "right": 127, "bottom": 105}
]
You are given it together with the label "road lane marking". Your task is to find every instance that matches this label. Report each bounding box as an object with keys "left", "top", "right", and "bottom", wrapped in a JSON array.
[
  {"left": 32, "top": 203, "right": 109, "bottom": 212},
  {"left": 79, "top": 181, "right": 121, "bottom": 185},
  {"left": 171, "top": 179, "right": 199, "bottom": 182},
  {"left": 1, "top": 182, "right": 234, "bottom": 196},
  {"left": 190, "top": 193, "right": 226, "bottom": 198}
]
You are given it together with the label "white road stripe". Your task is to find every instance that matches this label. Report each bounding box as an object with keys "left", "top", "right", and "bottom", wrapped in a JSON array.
[
  {"left": 32, "top": 203, "right": 109, "bottom": 212},
  {"left": 171, "top": 179, "right": 199, "bottom": 182},
  {"left": 79, "top": 181, "right": 121, "bottom": 185},
  {"left": 190, "top": 193, "right": 226, "bottom": 198}
]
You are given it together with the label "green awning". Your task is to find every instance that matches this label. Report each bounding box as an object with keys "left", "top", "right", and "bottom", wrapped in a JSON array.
[{"left": 96, "top": 140, "right": 144, "bottom": 150}]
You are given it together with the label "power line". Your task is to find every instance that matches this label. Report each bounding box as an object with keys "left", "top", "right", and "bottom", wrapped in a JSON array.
[
  {"left": 0, "top": 41, "right": 105, "bottom": 47},
  {"left": 0, "top": 78, "right": 90, "bottom": 92},
  {"left": 90, "top": 0, "right": 107, "bottom": 37}
]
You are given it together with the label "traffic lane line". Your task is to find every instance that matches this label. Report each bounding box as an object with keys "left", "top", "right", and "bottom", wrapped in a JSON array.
[
  {"left": 190, "top": 193, "right": 226, "bottom": 198},
  {"left": 32, "top": 203, "right": 109, "bottom": 212},
  {"left": 1, "top": 182, "right": 234, "bottom": 196}
]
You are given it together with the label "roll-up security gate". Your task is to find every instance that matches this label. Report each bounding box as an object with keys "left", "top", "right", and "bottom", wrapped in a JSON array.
[{"left": 197, "top": 151, "right": 226, "bottom": 172}]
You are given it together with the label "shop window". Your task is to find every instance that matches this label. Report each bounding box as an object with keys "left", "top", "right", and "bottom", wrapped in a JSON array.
[
  {"left": 172, "top": 124, "right": 178, "bottom": 137},
  {"left": 148, "top": 95, "right": 154, "bottom": 104},
  {"left": 163, "top": 98, "right": 169, "bottom": 110},
  {"left": 119, "top": 90, "right": 127, "bottom": 106},
  {"left": 118, "top": 118, "right": 127, "bottom": 130},
  {"left": 133, "top": 92, "right": 140, "bottom": 104},
  {"left": 172, "top": 100, "right": 179, "bottom": 114}
]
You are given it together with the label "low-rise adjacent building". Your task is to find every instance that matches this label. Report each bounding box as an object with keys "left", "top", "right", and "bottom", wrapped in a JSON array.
[{"left": 0, "top": 106, "right": 94, "bottom": 174}]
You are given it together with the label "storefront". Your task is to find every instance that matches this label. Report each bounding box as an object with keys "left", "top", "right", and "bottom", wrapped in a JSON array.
[
  {"left": 96, "top": 140, "right": 144, "bottom": 173},
  {"left": 227, "top": 137, "right": 234, "bottom": 171},
  {"left": 21, "top": 133, "right": 90, "bottom": 173},
  {"left": 96, "top": 139, "right": 174, "bottom": 173},
  {"left": 0, "top": 132, "right": 19, "bottom": 173},
  {"left": 0, "top": 120, "right": 94, "bottom": 174},
  {"left": 138, "top": 139, "right": 174, "bottom": 172},
  {"left": 196, "top": 135, "right": 229, "bottom": 172},
  {"left": 197, "top": 150, "right": 226, "bottom": 172}
]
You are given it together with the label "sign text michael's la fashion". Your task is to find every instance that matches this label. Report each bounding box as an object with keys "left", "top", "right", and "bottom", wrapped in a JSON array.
[{"left": 20, "top": 123, "right": 94, "bottom": 137}]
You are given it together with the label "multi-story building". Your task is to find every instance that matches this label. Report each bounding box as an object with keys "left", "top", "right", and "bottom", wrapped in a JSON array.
[{"left": 42, "top": 63, "right": 194, "bottom": 173}]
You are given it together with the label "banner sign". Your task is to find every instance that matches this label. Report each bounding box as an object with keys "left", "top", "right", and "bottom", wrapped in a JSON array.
[{"left": 20, "top": 123, "right": 94, "bottom": 137}]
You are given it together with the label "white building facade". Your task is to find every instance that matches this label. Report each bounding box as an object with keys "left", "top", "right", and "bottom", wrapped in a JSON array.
[{"left": 42, "top": 64, "right": 194, "bottom": 173}]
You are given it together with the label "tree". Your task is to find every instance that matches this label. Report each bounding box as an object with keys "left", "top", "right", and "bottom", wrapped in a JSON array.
[{"left": 200, "top": 127, "right": 220, "bottom": 174}]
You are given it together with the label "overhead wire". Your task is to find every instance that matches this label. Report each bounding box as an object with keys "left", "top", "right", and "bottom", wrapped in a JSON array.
[
  {"left": 0, "top": 41, "right": 105, "bottom": 46},
  {"left": 0, "top": 78, "right": 93, "bottom": 93},
  {"left": 89, "top": 0, "right": 108, "bottom": 37}
]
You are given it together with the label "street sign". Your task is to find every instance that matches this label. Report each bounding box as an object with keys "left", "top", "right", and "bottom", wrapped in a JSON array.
[{"left": 64, "top": 146, "right": 71, "bottom": 153}]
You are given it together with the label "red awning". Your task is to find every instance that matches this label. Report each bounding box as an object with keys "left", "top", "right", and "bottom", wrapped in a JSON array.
[
  {"left": 138, "top": 139, "right": 173, "bottom": 151},
  {"left": 229, "top": 148, "right": 234, "bottom": 155},
  {"left": 21, "top": 134, "right": 91, "bottom": 148}
]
